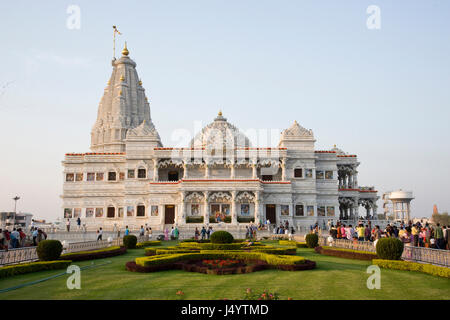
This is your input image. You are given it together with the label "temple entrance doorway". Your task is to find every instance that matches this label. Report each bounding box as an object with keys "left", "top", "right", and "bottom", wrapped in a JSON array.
[{"left": 266, "top": 204, "right": 276, "bottom": 225}]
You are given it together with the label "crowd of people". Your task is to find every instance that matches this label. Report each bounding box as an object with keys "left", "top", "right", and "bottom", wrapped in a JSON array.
[
  {"left": 0, "top": 226, "right": 49, "bottom": 250},
  {"left": 273, "top": 220, "right": 296, "bottom": 235},
  {"left": 327, "top": 220, "right": 449, "bottom": 250}
]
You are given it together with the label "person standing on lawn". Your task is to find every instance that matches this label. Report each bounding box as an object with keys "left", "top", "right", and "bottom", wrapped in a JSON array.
[{"left": 434, "top": 223, "right": 444, "bottom": 249}]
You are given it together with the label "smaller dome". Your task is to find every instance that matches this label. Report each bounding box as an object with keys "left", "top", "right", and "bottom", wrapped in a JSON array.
[
  {"left": 190, "top": 112, "right": 251, "bottom": 149},
  {"left": 331, "top": 145, "right": 347, "bottom": 155}
]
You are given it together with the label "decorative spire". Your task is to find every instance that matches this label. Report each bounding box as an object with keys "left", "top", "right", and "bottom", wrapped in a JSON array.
[{"left": 122, "top": 42, "right": 129, "bottom": 56}]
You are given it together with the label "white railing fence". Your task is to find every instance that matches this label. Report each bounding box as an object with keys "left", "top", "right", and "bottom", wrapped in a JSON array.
[{"left": 319, "top": 236, "right": 449, "bottom": 267}]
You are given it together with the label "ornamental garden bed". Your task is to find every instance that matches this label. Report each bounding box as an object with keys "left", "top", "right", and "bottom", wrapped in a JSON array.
[
  {"left": 60, "top": 246, "right": 127, "bottom": 262},
  {"left": 0, "top": 260, "right": 72, "bottom": 279},
  {"left": 314, "top": 246, "right": 378, "bottom": 261},
  {"left": 135, "top": 241, "right": 162, "bottom": 248},
  {"left": 126, "top": 257, "right": 316, "bottom": 275},
  {"left": 127, "top": 251, "right": 315, "bottom": 275},
  {"left": 279, "top": 240, "right": 308, "bottom": 248},
  {"left": 372, "top": 259, "right": 450, "bottom": 278}
]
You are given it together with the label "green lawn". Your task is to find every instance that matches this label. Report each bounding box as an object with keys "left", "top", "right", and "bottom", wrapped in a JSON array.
[{"left": 1, "top": 240, "right": 449, "bottom": 300}]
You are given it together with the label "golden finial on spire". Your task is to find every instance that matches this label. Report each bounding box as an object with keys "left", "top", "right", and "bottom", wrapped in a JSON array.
[
  {"left": 138, "top": 80, "right": 142, "bottom": 85},
  {"left": 122, "top": 41, "right": 129, "bottom": 56},
  {"left": 333, "top": 144, "right": 336, "bottom": 148},
  {"left": 218, "top": 110, "right": 223, "bottom": 116},
  {"left": 120, "top": 74, "right": 125, "bottom": 81},
  {"left": 119, "top": 90, "right": 123, "bottom": 96}
]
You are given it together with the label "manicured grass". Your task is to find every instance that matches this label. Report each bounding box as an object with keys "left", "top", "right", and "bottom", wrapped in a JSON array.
[{"left": 0, "top": 240, "right": 449, "bottom": 300}]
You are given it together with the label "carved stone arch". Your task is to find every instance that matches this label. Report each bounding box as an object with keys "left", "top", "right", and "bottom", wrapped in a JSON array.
[
  {"left": 185, "top": 192, "right": 205, "bottom": 203},
  {"left": 236, "top": 191, "right": 255, "bottom": 203},
  {"left": 209, "top": 191, "right": 232, "bottom": 202}
]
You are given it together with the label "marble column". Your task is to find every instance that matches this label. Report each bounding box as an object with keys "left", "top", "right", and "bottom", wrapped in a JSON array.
[
  {"left": 230, "top": 164, "right": 235, "bottom": 179},
  {"left": 153, "top": 159, "right": 159, "bottom": 182},
  {"left": 254, "top": 192, "right": 261, "bottom": 224},
  {"left": 231, "top": 191, "right": 237, "bottom": 224},
  {"left": 183, "top": 162, "right": 188, "bottom": 179},
  {"left": 281, "top": 159, "right": 286, "bottom": 181},
  {"left": 204, "top": 164, "right": 210, "bottom": 179},
  {"left": 251, "top": 164, "right": 257, "bottom": 179},
  {"left": 179, "top": 192, "right": 186, "bottom": 224},
  {"left": 203, "top": 191, "right": 209, "bottom": 224}
]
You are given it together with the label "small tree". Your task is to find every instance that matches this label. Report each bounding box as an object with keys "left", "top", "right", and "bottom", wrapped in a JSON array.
[
  {"left": 123, "top": 235, "right": 138, "bottom": 249},
  {"left": 376, "top": 238, "right": 404, "bottom": 260},
  {"left": 36, "top": 240, "right": 63, "bottom": 261},
  {"left": 305, "top": 233, "right": 319, "bottom": 248}
]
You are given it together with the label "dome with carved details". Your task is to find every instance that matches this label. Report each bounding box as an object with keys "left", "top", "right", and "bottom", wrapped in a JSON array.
[
  {"left": 331, "top": 145, "right": 347, "bottom": 155},
  {"left": 189, "top": 112, "right": 251, "bottom": 149}
]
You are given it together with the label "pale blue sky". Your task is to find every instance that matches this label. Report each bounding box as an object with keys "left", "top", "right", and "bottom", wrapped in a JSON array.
[{"left": 0, "top": 0, "right": 449, "bottom": 220}]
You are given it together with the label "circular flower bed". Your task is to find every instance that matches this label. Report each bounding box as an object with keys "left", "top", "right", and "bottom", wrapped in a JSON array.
[{"left": 202, "top": 259, "right": 241, "bottom": 269}]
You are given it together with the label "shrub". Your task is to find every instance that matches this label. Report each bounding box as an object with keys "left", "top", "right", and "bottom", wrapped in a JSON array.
[
  {"left": 373, "top": 259, "right": 450, "bottom": 279},
  {"left": 376, "top": 238, "right": 404, "bottom": 260},
  {"left": 36, "top": 240, "right": 63, "bottom": 261},
  {"left": 305, "top": 233, "right": 319, "bottom": 248},
  {"left": 186, "top": 216, "right": 204, "bottom": 223},
  {"left": 60, "top": 246, "right": 126, "bottom": 261},
  {"left": 136, "top": 241, "right": 161, "bottom": 248},
  {"left": 210, "top": 231, "right": 234, "bottom": 244},
  {"left": 315, "top": 246, "right": 377, "bottom": 260},
  {"left": 0, "top": 261, "right": 72, "bottom": 279},
  {"left": 123, "top": 235, "right": 138, "bottom": 249},
  {"left": 279, "top": 240, "right": 307, "bottom": 248}
]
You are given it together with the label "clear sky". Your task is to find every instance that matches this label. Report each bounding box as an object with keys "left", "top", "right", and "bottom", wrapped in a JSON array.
[{"left": 0, "top": 0, "right": 449, "bottom": 221}]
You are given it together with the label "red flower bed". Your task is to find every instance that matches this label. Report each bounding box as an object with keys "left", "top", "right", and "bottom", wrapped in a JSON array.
[{"left": 202, "top": 259, "right": 241, "bottom": 269}]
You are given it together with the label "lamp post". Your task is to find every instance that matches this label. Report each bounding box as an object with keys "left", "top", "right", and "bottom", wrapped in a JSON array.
[{"left": 12, "top": 196, "right": 20, "bottom": 229}]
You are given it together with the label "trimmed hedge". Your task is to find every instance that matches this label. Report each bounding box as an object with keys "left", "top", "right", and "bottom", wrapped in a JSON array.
[
  {"left": 376, "top": 238, "right": 404, "bottom": 260},
  {"left": 136, "top": 251, "right": 306, "bottom": 268},
  {"left": 251, "top": 247, "right": 297, "bottom": 255},
  {"left": 315, "top": 246, "right": 377, "bottom": 261},
  {"left": 0, "top": 260, "right": 72, "bottom": 279},
  {"left": 123, "top": 235, "right": 138, "bottom": 249},
  {"left": 305, "top": 234, "right": 319, "bottom": 248},
  {"left": 36, "top": 240, "right": 63, "bottom": 261},
  {"left": 279, "top": 240, "right": 308, "bottom": 248},
  {"left": 136, "top": 241, "right": 161, "bottom": 249},
  {"left": 373, "top": 259, "right": 450, "bottom": 279},
  {"left": 60, "top": 246, "right": 126, "bottom": 261},
  {"left": 210, "top": 231, "right": 234, "bottom": 244}
]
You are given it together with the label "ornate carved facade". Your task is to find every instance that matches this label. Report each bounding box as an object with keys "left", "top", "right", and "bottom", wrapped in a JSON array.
[{"left": 61, "top": 46, "right": 379, "bottom": 230}]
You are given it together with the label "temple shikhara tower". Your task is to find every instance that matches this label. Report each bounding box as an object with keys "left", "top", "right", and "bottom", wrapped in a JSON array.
[{"left": 62, "top": 44, "right": 379, "bottom": 232}]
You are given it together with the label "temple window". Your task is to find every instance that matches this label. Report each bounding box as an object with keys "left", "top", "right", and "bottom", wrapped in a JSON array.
[
  {"left": 326, "top": 206, "right": 335, "bottom": 216},
  {"left": 168, "top": 171, "right": 179, "bottom": 181},
  {"left": 307, "top": 206, "right": 315, "bottom": 216},
  {"left": 295, "top": 204, "right": 304, "bottom": 216},
  {"left": 96, "top": 173, "right": 104, "bottom": 181},
  {"left": 305, "top": 169, "right": 313, "bottom": 178},
  {"left": 86, "top": 208, "right": 94, "bottom": 218},
  {"left": 325, "top": 171, "right": 333, "bottom": 179},
  {"left": 73, "top": 208, "right": 81, "bottom": 218},
  {"left": 318, "top": 206, "right": 326, "bottom": 216},
  {"left": 65, "top": 173, "right": 74, "bottom": 182},
  {"left": 137, "top": 205, "right": 146, "bottom": 217},
  {"left": 127, "top": 169, "right": 135, "bottom": 179},
  {"left": 316, "top": 170, "right": 324, "bottom": 179},
  {"left": 138, "top": 168, "right": 146, "bottom": 179},
  {"left": 108, "top": 172, "right": 117, "bottom": 181},
  {"left": 126, "top": 206, "right": 134, "bottom": 217},
  {"left": 118, "top": 207, "right": 124, "bottom": 218},
  {"left": 294, "top": 168, "right": 303, "bottom": 178},
  {"left": 64, "top": 208, "right": 72, "bottom": 218},
  {"left": 107, "top": 207, "right": 115, "bottom": 218},
  {"left": 95, "top": 208, "right": 103, "bottom": 218},
  {"left": 281, "top": 205, "right": 290, "bottom": 216},
  {"left": 76, "top": 173, "right": 83, "bottom": 181},
  {"left": 262, "top": 175, "right": 273, "bottom": 181},
  {"left": 87, "top": 173, "right": 95, "bottom": 181},
  {"left": 119, "top": 172, "right": 125, "bottom": 180}
]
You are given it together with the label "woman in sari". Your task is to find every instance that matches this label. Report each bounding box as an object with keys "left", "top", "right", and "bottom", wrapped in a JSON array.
[{"left": 164, "top": 228, "right": 169, "bottom": 241}]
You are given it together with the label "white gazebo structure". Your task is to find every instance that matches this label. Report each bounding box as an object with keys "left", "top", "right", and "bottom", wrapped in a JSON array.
[{"left": 387, "top": 190, "right": 414, "bottom": 223}]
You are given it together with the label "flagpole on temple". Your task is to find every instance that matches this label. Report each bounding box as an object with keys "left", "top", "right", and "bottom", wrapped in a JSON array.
[{"left": 112, "top": 25, "right": 122, "bottom": 59}]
